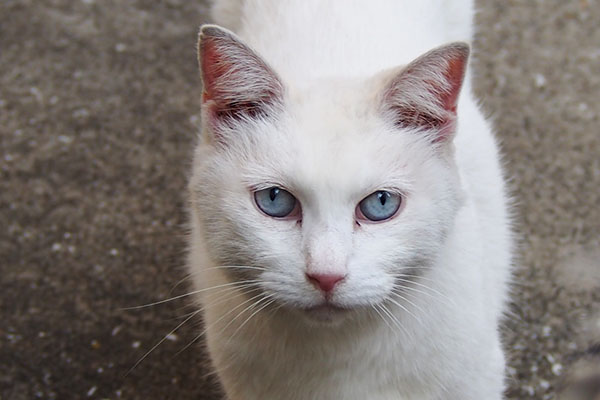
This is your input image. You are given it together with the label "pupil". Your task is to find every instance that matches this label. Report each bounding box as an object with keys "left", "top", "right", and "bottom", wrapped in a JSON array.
[
  {"left": 270, "top": 188, "right": 279, "bottom": 201},
  {"left": 378, "top": 192, "right": 388, "bottom": 206}
]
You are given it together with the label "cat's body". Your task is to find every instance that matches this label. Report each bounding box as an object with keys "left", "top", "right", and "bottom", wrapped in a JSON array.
[{"left": 188, "top": 1, "right": 513, "bottom": 399}]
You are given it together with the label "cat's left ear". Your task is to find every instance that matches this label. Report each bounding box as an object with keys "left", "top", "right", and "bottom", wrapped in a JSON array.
[{"left": 381, "top": 43, "right": 469, "bottom": 143}]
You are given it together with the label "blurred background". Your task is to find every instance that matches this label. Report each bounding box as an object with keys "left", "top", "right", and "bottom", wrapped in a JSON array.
[{"left": 1, "top": 1, "right": 598, "bottom": 399}]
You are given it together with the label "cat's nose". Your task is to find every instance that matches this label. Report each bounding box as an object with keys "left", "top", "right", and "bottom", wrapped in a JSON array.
[{"left": 306, "top": 273, "right": 346, "bottom": 293}]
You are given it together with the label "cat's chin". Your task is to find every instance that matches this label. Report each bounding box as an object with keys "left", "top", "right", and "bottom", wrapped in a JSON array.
[{"left": 300, "top": 303, "right": 351, "bottom": 326}]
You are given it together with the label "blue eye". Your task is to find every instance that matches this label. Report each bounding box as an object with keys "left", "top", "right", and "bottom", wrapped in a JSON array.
[
  {"left": 358, "top": 191, "right": 402, "bottom": 222},
  {"left": 254, "top": 187, "right": 298, "bottom": 218}
]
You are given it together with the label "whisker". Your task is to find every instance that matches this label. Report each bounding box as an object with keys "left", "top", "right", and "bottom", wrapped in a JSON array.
[
  {"left": 263, "top": 302, "right": 283, "bottom": 322},
  {"left": 188, "top": 285, "right": 264, "bottom": 319},
  {"left": 390, "top": 289, "right": 428, "bottom": 314},
  {"left": 168, "top": 265, "right": 267, "bottom": 295},
  {"left": 201, "top": 348, "right": 246, "bottom": 381},
  {"left": 378, "top": 303, "right": 409, "bottom": 337},
  {"left": 220, "top": 294, "right": 274, "bottom": 338},
  {"left": 395, "top": 271, "right": 443, "bottom": 285},
  {"left": 169, "top": 272, "right": 195, "bottom": 295},
  {"left": 175, "top": 290, "right": 269, "bottom": 356},
  {"left": 372, "top": 304, "right": 397, "bottom": 334},
  {"left": 391, "top": 276, "right": 453, "bottom": 304},
  {"left": 201, "top": 282, "right": 261, "bottom": 304},
  {"left": 391, "top": 281, "right": 446, "bottom": 304},
  {"left": 392, "top": 267, "right": 435, "bottom": 277},
  {"left": 121, "top": 280, "right": 262, "bottom": 310},
  {"left": 387, "top": 293, "right": 425, "bottom": 328},
  {"left": 168, "top": 309, "right": 201, "bottom": 321},
  {"left": 225, "top": 296, "right": 276, "bottom": 346},
  {"left": 181, "top": 265, "right": 267, "bottom": 279},
  {"left": 126, "top": 309, "right": 201, "bottom": 376},
  {"left": 201, "top": 358, "right": 235, "bottom": 380},
  {"left": 200, "top": 265, "right": 267, "bottom": 274}
]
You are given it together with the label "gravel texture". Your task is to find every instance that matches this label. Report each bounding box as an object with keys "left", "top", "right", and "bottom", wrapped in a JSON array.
[{"left": 1, "top": 1, "right": 599, "bottom": 399}]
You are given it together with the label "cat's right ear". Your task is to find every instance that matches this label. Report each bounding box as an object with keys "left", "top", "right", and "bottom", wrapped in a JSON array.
[{"left": 198, "top": 25, "right": 284, "bottom": 136}]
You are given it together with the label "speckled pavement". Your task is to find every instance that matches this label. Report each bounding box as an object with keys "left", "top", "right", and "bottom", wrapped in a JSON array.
[{"left": 1, "top": 1, "right": 599, "bottom": 399}]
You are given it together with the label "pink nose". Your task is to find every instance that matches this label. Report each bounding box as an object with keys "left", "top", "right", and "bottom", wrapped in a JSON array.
[{"left": 306, "top": 273, "right": 346, "bottom": 293}]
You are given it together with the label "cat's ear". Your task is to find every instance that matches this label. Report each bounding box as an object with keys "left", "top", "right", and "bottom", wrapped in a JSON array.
[
  {"left": 198, "top": 25, "right": 284, "bottom": 130},
  {"left": 381, "top": 43, "right": 469, "bottom": 143}
]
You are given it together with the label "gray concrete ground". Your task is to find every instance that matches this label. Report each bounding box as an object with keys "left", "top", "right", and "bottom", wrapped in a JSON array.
[{"left": 1, "top": 1, "right": 599, "bottom": 399}]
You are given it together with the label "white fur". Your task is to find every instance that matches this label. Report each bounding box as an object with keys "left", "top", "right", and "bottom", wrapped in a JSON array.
[{"left": 189, "top": 1, "right": 513, "bottom": 399}]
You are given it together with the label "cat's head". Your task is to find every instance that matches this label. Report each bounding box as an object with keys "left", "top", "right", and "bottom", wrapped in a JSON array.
[{"left": 190, "top": 25, "right": 468, "bottom": 324}]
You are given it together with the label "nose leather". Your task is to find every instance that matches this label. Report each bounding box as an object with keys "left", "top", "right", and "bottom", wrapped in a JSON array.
[{"left": 306, "top": 273, "right": 346, "bottom": 293}]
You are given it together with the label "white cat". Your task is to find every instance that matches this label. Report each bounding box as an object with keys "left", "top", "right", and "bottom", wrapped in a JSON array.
[{"left": 188, "top": 1, "right": 513, "bottom": 399}]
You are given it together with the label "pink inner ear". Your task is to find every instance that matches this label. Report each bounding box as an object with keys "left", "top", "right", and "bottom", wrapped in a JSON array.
[
  {"left": 440, "top": 55, "right": 467, "bottom": 113},
  {"left": 384, "top": 44, "right": 469, "bottom": 142},
  {"left": 198, "top": 27, "right": 284, "bottom": 128},
  {"left": 200, "top": 38, "right": 228, "bottom": 104},
  {"left": 431, "top": 55, "right": 467, "bottom": 142}
]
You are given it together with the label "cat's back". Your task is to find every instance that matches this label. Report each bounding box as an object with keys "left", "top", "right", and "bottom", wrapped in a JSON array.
[{"left": 211, "top": 0, "right": 474, "bottom": 80}]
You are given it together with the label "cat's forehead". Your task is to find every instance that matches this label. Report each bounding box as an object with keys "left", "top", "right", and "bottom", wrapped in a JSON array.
[
  {"left": 245, "top": 81, "right": 421, "bottom": 201},
  {"left": 284, "top": 79, "right": 381, "bottom": 149}
]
